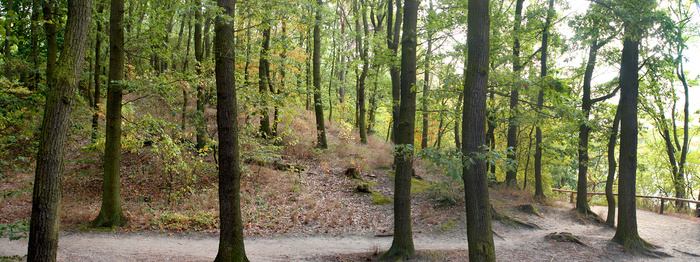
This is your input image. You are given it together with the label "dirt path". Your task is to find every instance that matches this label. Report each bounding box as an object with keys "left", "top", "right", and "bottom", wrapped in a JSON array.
[{"left": 2, "top": 205, "right": 699, "bottom": 261}]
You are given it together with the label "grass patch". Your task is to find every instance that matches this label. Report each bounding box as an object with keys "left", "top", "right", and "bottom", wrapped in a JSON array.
[{"left": 371, "top": 192, "right": 393, "bottom": 205}]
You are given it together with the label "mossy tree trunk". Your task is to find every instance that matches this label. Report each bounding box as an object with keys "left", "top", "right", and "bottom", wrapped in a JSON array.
[
  {"left": 213, "top": 0, "right": 248, "bottom": 260},
  {"left": 93, "top": 0, "right": 127, "bottom": 228},
  {"left": 381, "top": 0, "right": 418, "bottom": 260},
  {"left": 313, "top": 0, "right": 328, "bottom": 149},
  {"left": 28, "top": 0, "right": 92, "bottom": 260},
  {"left": 462, "top": 0, "right": 496, "bottom": 260}
]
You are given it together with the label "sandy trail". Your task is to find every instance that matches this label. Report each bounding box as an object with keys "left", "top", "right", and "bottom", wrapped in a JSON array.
[{"left": 2, "top": 204, "right": 699, "bottom": 261}]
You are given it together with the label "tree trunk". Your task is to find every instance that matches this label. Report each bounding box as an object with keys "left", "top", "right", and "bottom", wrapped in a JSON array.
[
  {"left": 387, "top": 0, "right": 402, "bottom": 144},
  {"left": 3, "top": 0, "right": 12, "bottom": 79},
  {"left": 612, "top": 26, "right": 645, "bottom": 249},
  {"left": 504, "top": 0, "right": 525, "bottom": 188},
  {"left": 258, "top": 24, "right": 273, "bottom": 139},
  {"left": 43, "top": 0, "right": 58, "bottom": 82},
  {"left": 356, "top": 0, "right": 369, "bottom": 144},
  {"left": 93, "top": 0, "right": 127, "bottom": 228},
  {"left": 454, "top": 91, "right": 463, "bottom": 150},
  {"left": 213, "top": 0, "right": 248, "bottom": 260},
  {"left": 91, "top": 3, "right": 104, "bottom": 142},
  {"left": 195, "top": 0, "right": 208, "bottom": 149},
  {"left": 462, "top": 0, "right": 496, "bottom": 259},
  {"left": 381, "top": 0, "right": 417, "bottom": 260},
  {"left": 30, "top": 0, "right": 40, "bottom": 90},
  {"left": 420, "top": 1, "right": 434, "bottom": 149},
  {"left": 313, "top": 0, "right": 328, "bottom": 149},
  {"left": 28, "top": 0, "right": 92, "bottom": 260},
  {"left": 606, "top": 107, "right": 620, "bottom": 227},
  {"left": 535, "top": 0, "right": 554, "bottom": 200}
]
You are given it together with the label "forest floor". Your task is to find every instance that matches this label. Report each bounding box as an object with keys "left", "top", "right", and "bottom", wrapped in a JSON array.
[
  {"left": 2, "top": 109, "right": 700, "bottom": 261},
  {"left": 1, "top": 203, "right": 700, "bottom": 261}
]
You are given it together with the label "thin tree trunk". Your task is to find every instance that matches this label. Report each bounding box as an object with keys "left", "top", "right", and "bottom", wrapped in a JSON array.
[
  {"left": 535, "top": 0, "right": 554, "bottom": 200},
  {"left": 43, "top": 0, "right": 58, "bottom": 82},
  {"left": 91, "top": 3, "right": 104, "bottom": 142},
  {"left": 258, "top": 24, "right": 273, "bottom": 138},
  {"left": 356, "top": 0, "right": 369, "bottom": 144},
  {"left": 28, "top": 0, "right": 91, "bottom": 260},
  {"left": 30, "top": 0, "right": 40, "bottom": 90},
  {"left": 313, "top": 0, "right": 328, "bottom": 149},
  {"left": 3, "top": 0, "right": 12, "bottom": 79},
  {"left": 504, "top": 0, "right": 525, "bottom": 188},
  {"left": 195, "top": 0, "right": 208, "bottom": 149},
  {"left": 387, "top": 0, "right": 402, "bottom": 143},
  {"left": 420, "top": 1, "right": 434, "bottom": 149},
  {"left": 606, "top": 107, "right": 620, "bottom": 227},
  {"left": 93, "top": 0, "right": 127, "bottom": 228}
]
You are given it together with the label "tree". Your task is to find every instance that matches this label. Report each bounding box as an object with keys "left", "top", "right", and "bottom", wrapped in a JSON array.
[
  {"left": 27, "top": 0, "right": 92, "bottom": 260},
  {"left": 386, "top": 0, "right": 402, "bottom": 143},
  {"left": 3, "top": 0, "right": 13, "bottom": 79},
  {"left": 534, "top": 0, "right": 555, "bottom": 201},
  {"left": 356, "top": 0, "right": 369, "bottom": 144},
  {"left": 258, "top": 23, "right": 273, "bottom": 139},
  {"left": 93, "top": 0, "right": 127, "bottom": 228},
  {"left": 605, "top": 107, "right": 620, "bottom": 227},
  {"left": 462, "top": 0, "right": 495, "bottom": 259},
  {"left": 313, "top": 0, "right": 328, "bottom": 149},
  {"left": 420, "top": 1, "right": 434, "bottom": 150},
  {"left": 91, "top": 2, "right": 104, "bottom": 142},
  {"left": 380, "top": 0, "right": 418, "bottom": 260},
  {"left": 194, "top": 0, "right": 208, "bottom": 149},
  {"left": 612, "top": 3, "right": 665, "bottom": 255},
  {"left": 213, "top": 0, "right": 248, "bottom": 260},
  {"left": 504, "top": 0, "right": 526, "bottom": 188}
]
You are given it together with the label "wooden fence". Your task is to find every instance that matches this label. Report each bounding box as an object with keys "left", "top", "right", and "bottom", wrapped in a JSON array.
[{"left": 551, "top": 188, "right": 700, "bottom": 215}]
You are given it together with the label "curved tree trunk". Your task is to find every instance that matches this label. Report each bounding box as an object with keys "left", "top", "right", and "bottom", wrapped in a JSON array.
[
  {"left": 93, "top": 0, "right": 127, "bottom": 228},
  {"left": 606, "top": 107, "right": 620, "bottom": 227},
  {"left": 28, "top": 0, "right": 92, "bottom": 260}
]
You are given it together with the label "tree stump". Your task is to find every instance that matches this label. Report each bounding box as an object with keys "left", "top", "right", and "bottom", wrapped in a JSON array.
[
  {"left": 518, "top": 204, "right": 541, "bottom": 217},
  {"left": 345, "top": 167, "right": 361, "bottom": 179},
  {"left": 545, "top": 232, "right": 587, "bottom": 246}
]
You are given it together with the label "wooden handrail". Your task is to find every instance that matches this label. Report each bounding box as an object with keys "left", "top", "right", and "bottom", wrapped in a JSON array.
[{"left": 551, "top": 188, "right": 700, "bottom": 214}]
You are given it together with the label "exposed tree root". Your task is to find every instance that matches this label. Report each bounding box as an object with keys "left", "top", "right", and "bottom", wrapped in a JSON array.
[
  {"left": 573, "top": 208, "right": 604, "bottom": 224},
  {"left": 673, "top": 248, "right": 700, "bottom": 257},
  {"left": 491, "top": 205, "right": 541, "bottom": 229},
  {"left": 379, "top": 245, "right": 415, "bottom": 261},
  {"left": 546, "top": 232, "right": 587, "bottom": 246},
  {"left": 612, "top": 236, "right": 672, "bottom": 258},
  {"left": 518, "top": 204, "right": 541, "bottom": 217}
]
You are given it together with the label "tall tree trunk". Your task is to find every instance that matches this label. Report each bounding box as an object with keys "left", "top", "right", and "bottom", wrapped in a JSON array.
[
  {"left": 93, "top": 0, "right": 127, "bottom": 228},
  {"left": 43, "top": 0, "right": 58, "bottom": 82},
  {"left": 91, "top": 3, "right": 104, "bottom": 142},
  {"left": 535, "top": 0, "right": 554, "bottom": 200},
  {"left": 28, "top": 0, "right": 91, "bottom": 260},
  {"left": 673, "top": 26, "right": 691, "bottom": 209},
  {"left": 606, "top": 107, "right": 620, "bottom": 227},
  {"left": 195, "top": 0, "right": 208, "bottom": 149},
  {"left": 420, "top": 1, "right": 434, "bottom": 149},
  {"left": 30, "top": 0, "right": 40, "bottom": 90},
  {"left": 486, "top": 92, "right": 496, "bottom": 174},
  {"left": 462, "top": 0, "right": 496, "bottom": 259},
  {"left": 381, "top": 0, "right": 417, "bottom": 259},
  {"left": 313, "top": 0, "right": 328, "bottom": 149},
  {"left": 213, "top": 0, "right": 248, "bottom": 260},
  {"left": 3, "top": 0, "right": 12, "bottom": 79},
  {"left": 504, "top": 0, "right": 525, "bottom": 187},
  {"left": 612, "top": 24, "right": 651, "bottom": 252},
  {"left": 454, "top": 91, "right": 463, "bottom": 150},
  {"left": 258, "top": 24, "right": 273, "bottom": 139},
  {"left": 356, "top": 0, "right": 369, "bottom": 144},
  {"left": 387, "top": 0, "right": 402, "bottom": 143}
]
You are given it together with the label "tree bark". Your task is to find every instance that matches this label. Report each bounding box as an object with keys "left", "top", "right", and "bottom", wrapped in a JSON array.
[
  {"left": 535, "top": 0, "right": 554, "bottom": 200},
  {"left": 606, "top": 107, "right": 620, "bottom": 227},
  {"left": 381, "top": 0, "right": 417, "bottom": 259},
  {"left": 504, "top": 0, "right": 525, "bottom": 188},
  {"left": 43, "top": 0, "right": 58, "bottom": 82},
  {"left": 462, "top": 0, "right": 496, "bottom": 260},
  {"left": 387, "top": 0, "right": 402, "bottom": 144},
  {"left": 420, "top": 1, "right": 434, "bottom": 149},
  {"left": 213, "top": 0, "right": 248, "bottom": 260},
  {"left": 91, "top": 3, "right": 104, "bottom": 142},
  {"left": 313, "top": 0, "right": 328, "bottom": 149},
  {"left": 93, "top": 0, "right": 127, "bottom": 228},
  {"left": 28, "top": 0, "right": 92, "bottom": 260},
  {"left": 195, "top": 0, "right": 208, "bottom": 149},
  {"left": 356, "top": 0, "right": 370, "bottom": 144},
  {"left": 258, "top": 24, "right": 273, "bottom": 139}
]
